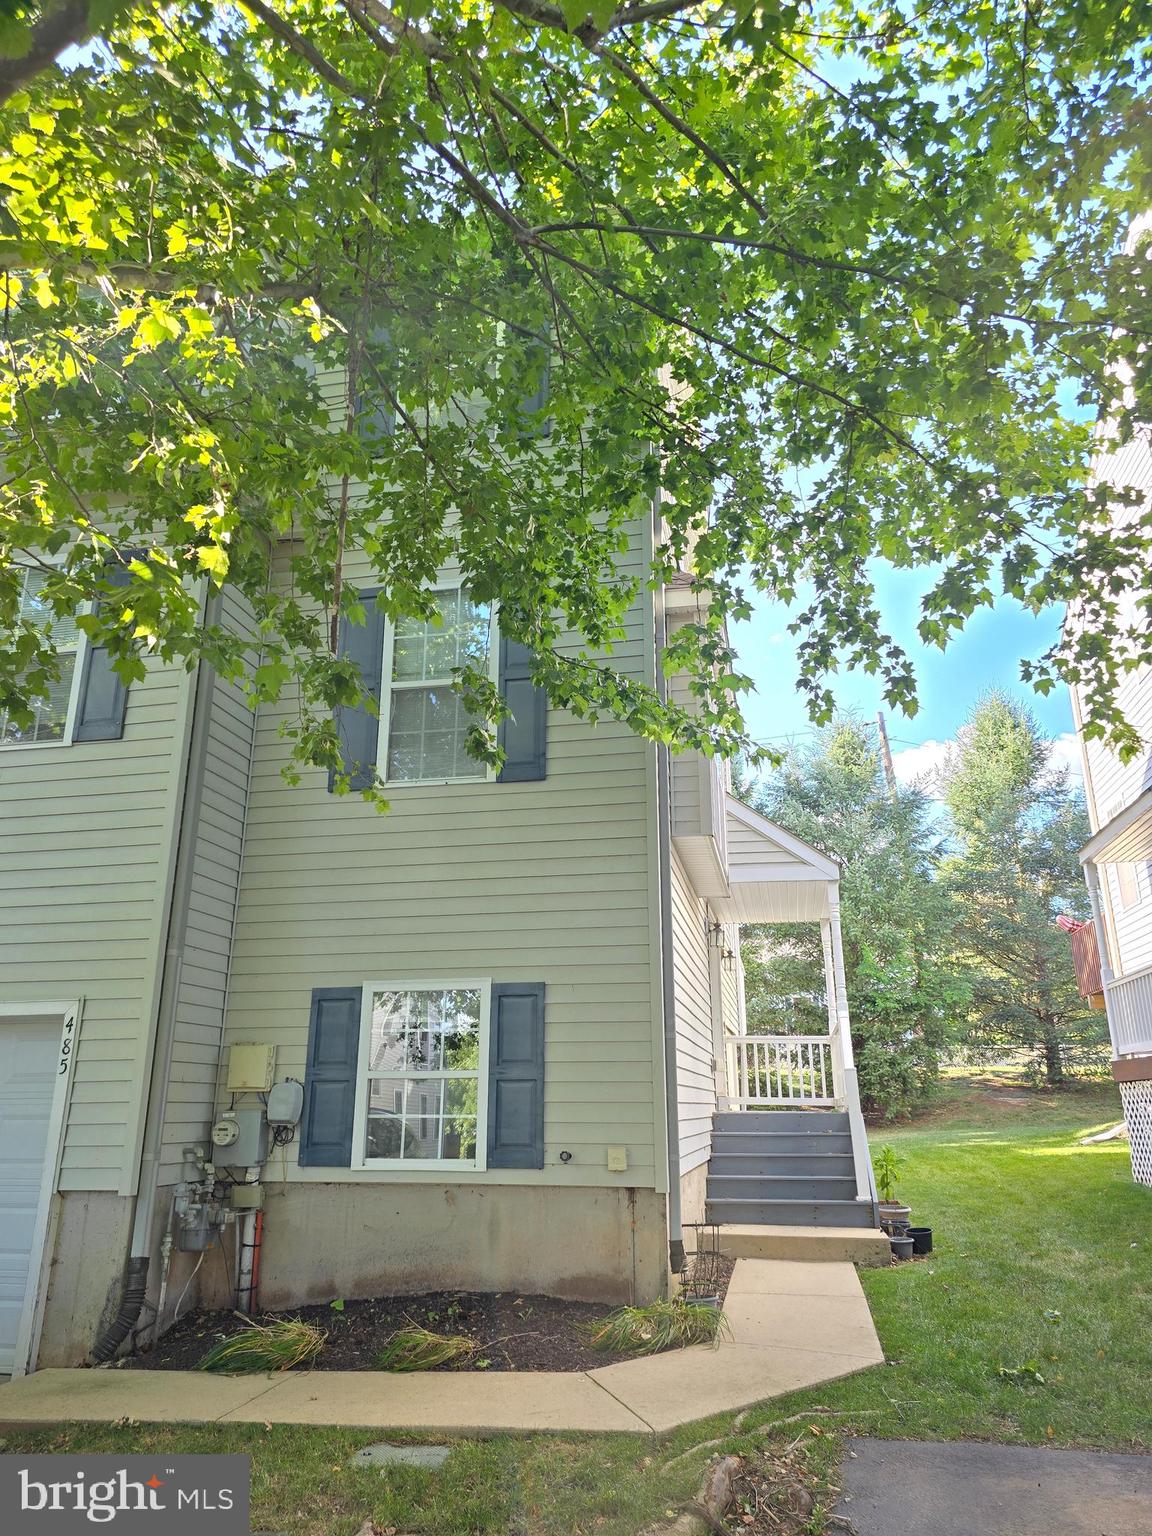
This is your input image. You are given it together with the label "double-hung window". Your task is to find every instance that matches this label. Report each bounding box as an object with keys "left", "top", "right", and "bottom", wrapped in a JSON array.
[
  {"left": 380, "top": 584, "right": 496, "bottom": 784},
  {"left": 354, "top": 981, "right": 489, "bottom": 1169},
  {"left": 0, "top": 566, "right": 83, "bottom": 746}
]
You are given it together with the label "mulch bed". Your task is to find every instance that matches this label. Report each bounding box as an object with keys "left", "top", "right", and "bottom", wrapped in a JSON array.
[{"left": 124, "top": 1260, "right": 733, "bottom": 1374}]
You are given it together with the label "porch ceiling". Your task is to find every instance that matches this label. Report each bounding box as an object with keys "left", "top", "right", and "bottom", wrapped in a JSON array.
[
  {"left": 712, "top": 796, "right": 841, "bottom": 924},
  {"left": 1081, "top": 787, "right": 1152, "bottom": 865}
]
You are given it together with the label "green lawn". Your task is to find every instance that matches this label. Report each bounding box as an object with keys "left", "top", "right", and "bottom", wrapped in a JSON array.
[{"left": 7, "top": 1077, "right": 1150, "bottom": 1535}]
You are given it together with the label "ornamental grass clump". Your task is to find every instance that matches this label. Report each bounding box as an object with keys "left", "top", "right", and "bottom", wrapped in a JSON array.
[
  {"left": 198, "top": 1318, "right": 326, "bottom": 1374},
  {"left": 375, "top": 1326, "right": 477, "bottom": 1372},
  {"left": 583, "top": 1299, "right": 729, "bottom": 1357}
]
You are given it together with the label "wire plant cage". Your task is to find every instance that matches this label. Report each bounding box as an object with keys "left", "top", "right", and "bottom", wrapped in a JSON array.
[{"left": 679, "top": 1221, "right": 724, "bottom": 1306}]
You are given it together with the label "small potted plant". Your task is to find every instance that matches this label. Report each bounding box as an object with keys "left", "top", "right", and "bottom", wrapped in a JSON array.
[{"left": 874, "top": 1144, "right": 911, "bottom": 1234}]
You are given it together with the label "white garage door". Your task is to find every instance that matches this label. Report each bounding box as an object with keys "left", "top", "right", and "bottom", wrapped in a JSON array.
[{"left": 0, "top": 1017, "right": 59, "bottom": 1374}]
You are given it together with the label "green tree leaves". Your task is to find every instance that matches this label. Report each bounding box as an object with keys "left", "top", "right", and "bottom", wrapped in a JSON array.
[
  {"left": 737, "top": 722, "right": 963, "bottom": 1118},
  {"left": 941, "top": 692, "right": 1108, "bottom": 1086},
  {"left": 0, "top": 1, "right": 1150, "bottom": 788}
]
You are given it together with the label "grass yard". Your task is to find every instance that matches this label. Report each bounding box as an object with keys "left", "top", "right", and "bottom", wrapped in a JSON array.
[{"left": 6, "top": 1076, "right": 1149, "bottom": 1535}]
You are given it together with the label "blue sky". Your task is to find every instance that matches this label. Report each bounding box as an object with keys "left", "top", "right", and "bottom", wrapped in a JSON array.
[{"left": 731, "top": 568, "right": 1079, "bottom": 786}]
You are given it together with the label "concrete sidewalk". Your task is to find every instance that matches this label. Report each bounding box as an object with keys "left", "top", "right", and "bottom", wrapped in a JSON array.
[{"left": 0, "top": 1259, "right": 883, "bottom": 1435}]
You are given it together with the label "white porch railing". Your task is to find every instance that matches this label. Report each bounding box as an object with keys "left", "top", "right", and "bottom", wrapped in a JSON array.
[
  {"left": 725, "top": 1034, "right": 839, "bottom": 1106},
  {"left": 723, "top": 1026, "right": 877, "bottom": 1212},
  {"left": 1105, "top": 963, "right": 1152, "bottom": 1055}
]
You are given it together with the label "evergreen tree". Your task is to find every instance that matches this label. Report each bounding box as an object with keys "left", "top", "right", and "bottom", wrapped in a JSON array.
[
  {"left": 739, "top": 720, "right": 962, "bottom": 1119},
  {"left": 941, "top": 692, "right": 1106, "bottom": 1085}
]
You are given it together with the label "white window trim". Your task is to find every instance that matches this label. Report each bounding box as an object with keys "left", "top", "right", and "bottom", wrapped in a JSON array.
[
  {"left": 0, "top": 566, "right": 87, "bottom": 752},
  {"left": 352, "top": 977, "right": 491, "bottom": 1172},
  {"left": 377, "top": 577, "right": 500, "bottom": 787}
]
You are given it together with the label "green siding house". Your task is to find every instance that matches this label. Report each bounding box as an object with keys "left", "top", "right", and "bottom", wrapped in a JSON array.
[{"left": 0, "top": 510, "right": 881, "bottom": 1375}]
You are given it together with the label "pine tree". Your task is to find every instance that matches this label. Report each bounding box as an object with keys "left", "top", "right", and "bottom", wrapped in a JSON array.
[
  {"left": 739, "top": 720, "right": 962, "bottom": 1119},
  {"left": 941, "top": 692, "right": 1106, "bottom": 1085}
]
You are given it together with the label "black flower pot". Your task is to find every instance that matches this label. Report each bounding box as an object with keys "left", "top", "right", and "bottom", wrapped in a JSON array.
[
  {"left": 908, "top": 1226, "right": 933, "bottom": 1255},
  {"left": 890, "top": 1234, "right": 914, "bottom": 1261}
]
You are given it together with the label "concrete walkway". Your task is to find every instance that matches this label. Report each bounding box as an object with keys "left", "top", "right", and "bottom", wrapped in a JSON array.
[
  {"left": 0, "top": 1259, "right": 882, "bottom": 1435},
  {"left": 834, "top": 1438, "right": 1152, "bottom": 1536}
]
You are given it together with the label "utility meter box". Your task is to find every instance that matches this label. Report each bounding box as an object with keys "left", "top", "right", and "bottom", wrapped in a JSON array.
[
  {"left": 211, "top": 1108, "right": 269, "bottom": 1167},
  {"left": 267, "top": 1079, "right": 304, "bottom": 1127},
  {"left": 227, "top": 1042, "right": 276, "bottom": 1093}
]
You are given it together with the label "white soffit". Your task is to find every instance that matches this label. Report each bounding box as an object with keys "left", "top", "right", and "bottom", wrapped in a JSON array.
[{"left": 1081, "top": 787, "right": 1152, "bottom": 865}]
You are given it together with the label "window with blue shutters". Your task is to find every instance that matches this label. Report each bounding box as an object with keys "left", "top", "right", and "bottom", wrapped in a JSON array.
[
  {"left": 306, "top": 977, "right": 547, "bottom": 1173},
  {"left": 329, "top": 578, "right": 548, "bottom": 792}
]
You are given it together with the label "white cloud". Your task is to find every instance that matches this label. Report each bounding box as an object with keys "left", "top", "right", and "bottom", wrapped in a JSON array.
[
  {"left": 889, "top": 737, "right": 954, "bottom": 792},
  {"left": 1048, "top": 732, "right": 1085, "bottom": 782},
  {"left": 890, "top": 732, "right": 1083, "bottom": 799}
]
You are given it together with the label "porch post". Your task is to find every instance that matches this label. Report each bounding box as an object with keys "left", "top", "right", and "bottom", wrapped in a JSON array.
[
  {"left": 1084, "top": 861, "right": 1118, "bottom": 1057},
  {"left": 821, "top": 918, "right": 845, "bottom": 1101},
  {"left": 826, "top": 891, "right": 854, "bottom": 1067},
  {"left": 1084, "top": 861, "right": 1115, "bottom": 987},
  {"left": 828, "top": 889, "right": 877, "bottom": 1211}
]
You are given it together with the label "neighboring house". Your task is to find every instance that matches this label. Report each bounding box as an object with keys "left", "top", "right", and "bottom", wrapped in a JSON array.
[
  {"left": 1069, "top": 416, "right": 1152, "bottom": 1190},
  {"left": 0, "top": 431, "right": 882, "bottom": 1380}
]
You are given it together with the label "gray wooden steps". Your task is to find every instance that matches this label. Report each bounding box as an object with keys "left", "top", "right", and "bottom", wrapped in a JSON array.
[
  {"left": 706, "top": 1196, "right": 877, "bottom": 1228},
  {"left": 705, "top": 1107, "right": 879, "bottom": 1231}
]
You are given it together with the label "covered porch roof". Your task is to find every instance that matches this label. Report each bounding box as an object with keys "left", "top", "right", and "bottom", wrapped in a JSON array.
[
  {"left": 711, "top": 796, "right": 841, "bottom": 924},
  {"left": 1081, "top": 787, "right": 1152, "bottom": 865}
]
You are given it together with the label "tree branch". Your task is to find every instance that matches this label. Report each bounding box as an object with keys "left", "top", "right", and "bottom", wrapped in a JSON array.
[
  {"left": 0, "top": 0, "right": 137, "bottom": 108},
  {"left": 591, "top": 42, "right": 767, "bottom": 218}
]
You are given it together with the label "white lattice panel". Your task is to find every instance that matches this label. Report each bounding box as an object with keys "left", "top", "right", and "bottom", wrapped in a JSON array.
[{"left": 1120, "top": 1081, "right": 1152, "bottom": 1187}]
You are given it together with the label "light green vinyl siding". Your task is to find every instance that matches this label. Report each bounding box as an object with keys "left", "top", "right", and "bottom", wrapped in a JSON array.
[
  {"left": 727, "top": 817, "right": 794, "bottom": 867},
  {"left": 223, "top": 520, "right": 662, "bottom": 1189},
  {"left": 0, "top": 656, "right": 190, "bottom": 1193},
  {"left": 157, "top": 588, "right": 258, "bottom": 1183},
  {"left": 670, "top": 847, "right": 715, "bottom": 1175}
]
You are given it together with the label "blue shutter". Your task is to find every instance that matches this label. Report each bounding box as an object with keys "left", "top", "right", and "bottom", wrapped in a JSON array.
[
  {"left": 329, "top": 589, "right": 385, "bottom": 793},
  {"left": 355, "top": 394, "right": 396, "bottom": 447},
  {"left": 487, "top": 982, "right": 545, "bottom": 1169},
  {"left": 519, "top": 345, "right": 551, "bottom": 438},
  {"left": 299, "top": 986, "right": 362, "bottom": 1166},
  {"left": 355, "top": 326, "right": 396, "bottom": 446},
  {"left": 497, "top": 639, "right": 547, "bottom": 782},
  {"left": 73, "top": 557, "right": 133, "bottom": 742}
]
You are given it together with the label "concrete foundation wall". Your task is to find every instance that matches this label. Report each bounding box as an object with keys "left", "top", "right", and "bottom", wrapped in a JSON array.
[
  {"left": 200, "top": 1183, "right": 669, "bottom": 1311},
  {"left": 680, "top": 1159, "right": 709, "bottom": 1229},
  {"left": 37, "top": 1192, "right": 133, "bottom": 1367}
]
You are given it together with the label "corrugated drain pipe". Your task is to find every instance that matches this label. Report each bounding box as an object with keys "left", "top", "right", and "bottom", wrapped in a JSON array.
[{"left": 92, "top": 594, "right": 219, "bottom": 1363}]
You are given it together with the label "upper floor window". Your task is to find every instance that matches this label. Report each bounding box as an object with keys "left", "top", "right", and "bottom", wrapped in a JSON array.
[
  {"left": 355, "top": 981, "right": 488, "bottom": 1169},
  {"left": 0, "top": 567, "right": 82, "bottom": 746},
  {"left": 381, "top": 584, "right": 495, "bottom": 784}
]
